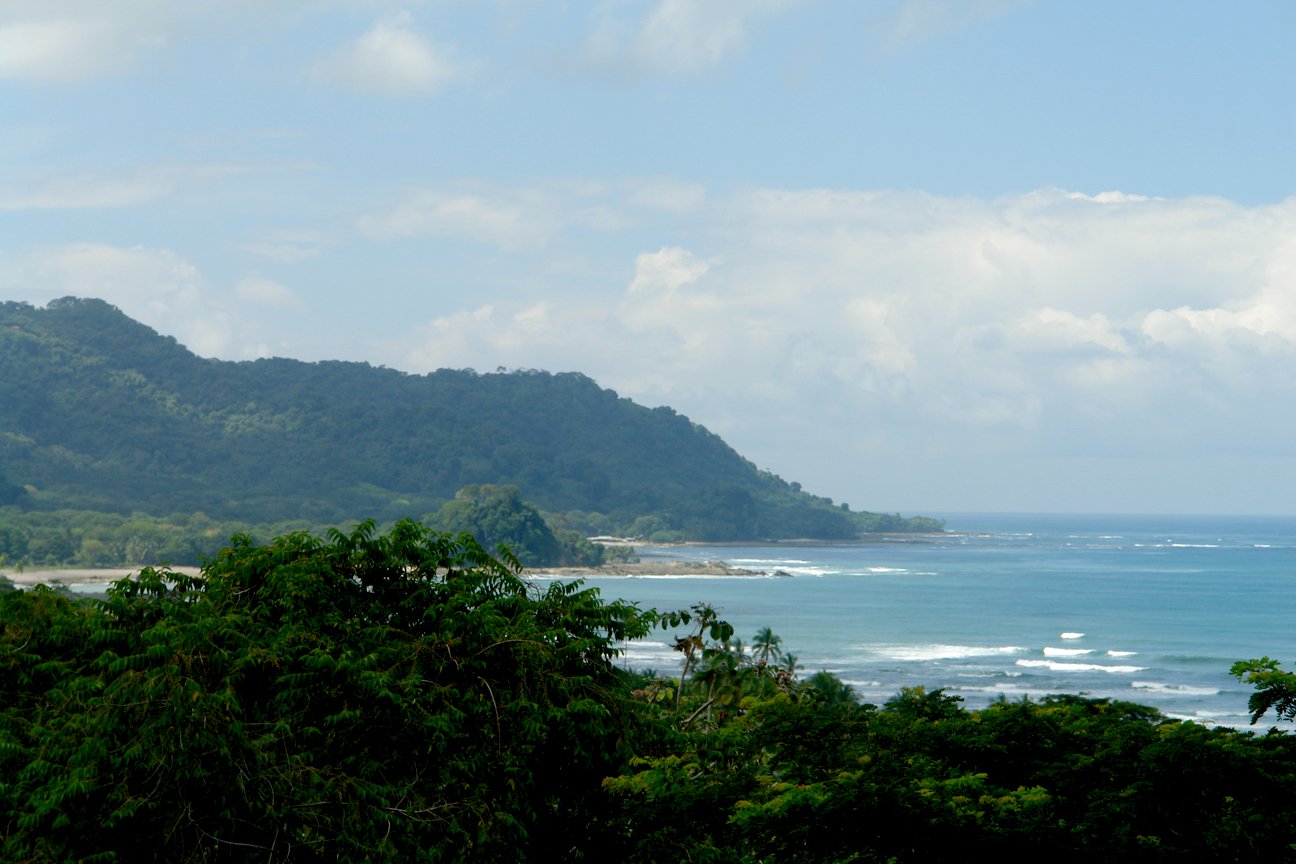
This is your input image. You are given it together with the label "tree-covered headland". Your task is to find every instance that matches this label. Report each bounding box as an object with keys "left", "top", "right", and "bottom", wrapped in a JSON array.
[
  {"left": 3, "top": 521, "right": 1295, "bottom": 861},
  {"left": 0, "top": 297, "right": 941, "bottom": 570}
]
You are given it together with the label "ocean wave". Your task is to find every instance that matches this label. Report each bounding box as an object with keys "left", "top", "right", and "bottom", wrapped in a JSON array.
[
  {"left": 1131, "top": 681, "right": 1221, "bottom": 697},
  {"left": 866, "top": 644, "right": 1026, "bottom": 662},
  {"left": 1106, "top": 650, "right": 1138, "bottom": 657},
  {"left": 1060, "top": 632, "right": 1086, "bottom": 640},
  {"left": 951, "top": 683, "right": 1042, "bottom": 696},
  {"left": 1043, "top": 647, "right": 1093, "bottom": 657},
  {"left": 1016, "top": 659, "right": 1145, "bottom": 674},
  {"left": 624, "top": 572, "right": 772, "bottom": 580}
]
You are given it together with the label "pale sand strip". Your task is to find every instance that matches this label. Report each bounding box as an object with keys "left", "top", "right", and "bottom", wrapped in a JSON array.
[
  {"left": 2, "top": 561, "right": 755, "bottom": 587},
  {"left": 2, "top": 566, "right": 202, "bottom": 588}
]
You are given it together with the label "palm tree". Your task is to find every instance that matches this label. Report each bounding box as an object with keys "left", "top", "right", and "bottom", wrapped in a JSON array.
[{"left": 752, "top": 627, "right": 783, "bottom": 667}]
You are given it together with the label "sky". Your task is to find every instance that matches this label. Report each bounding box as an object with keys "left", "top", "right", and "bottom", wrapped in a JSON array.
[{"left": 3, "top": 1, "right": 1295, "bottom": 516}]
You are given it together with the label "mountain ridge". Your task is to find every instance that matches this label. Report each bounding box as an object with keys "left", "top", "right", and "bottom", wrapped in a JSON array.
[{"left": 0, "top": 297, "right": 941, "bottom": 540}]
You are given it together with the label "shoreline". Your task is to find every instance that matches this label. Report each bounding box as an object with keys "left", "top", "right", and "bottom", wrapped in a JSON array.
[
  {"left": 527, "top": 560, "right": 772, "bottom": 578},
  {"left": 1, "top": 561, "right": 768, "bottom": 587},
  {"left": 1, "top": 566, "right": 202, "bottom": 589}
]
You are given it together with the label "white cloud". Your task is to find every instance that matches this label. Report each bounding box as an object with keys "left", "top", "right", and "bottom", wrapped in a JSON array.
[
  {"left": 626, "top": 245, "right": 710, "bottom": 297},
  {"left": 0, "top": 173, "right": 171, "bottom": 210},
  {"left": 627, "top": 179, "right": 708, "bottom": 213},
  {"left": 0, "top": 163, "right": 256, "bottom": 211},
  {"left": 359, "top": 188, "right": 554, "bottom": 250},
  {"left": 583, "top": 0, "right": 796, "bottom": 76},
  {"left": 876, "top": 0, "right": 1033, "bottom": 50},
  {"left": 0, "top": 243, "right": 234, "bottom": 356},
  {"left": 359, "top": 181, "right": 628, "bottom": 250},
  {"left": 378, "top": 185, "right": 1296, "bottom": 506},
  {"left": 233, "top": 276, "right": 305, "bottom": 310},
  {"left": 241, "top": 230, "right": 327, "bottom": 264},
  {"left": 314, "top": 11, "right": 458, "bottom": 95},
  {"left": 0, "top": 1, "right": 174, "bottom": 83},
  {"left": 241, "top": 242, "right": 322, "bottom": 264},
  {"left": 1002, "top": 308, "right": 1130, "bottom": 355}
]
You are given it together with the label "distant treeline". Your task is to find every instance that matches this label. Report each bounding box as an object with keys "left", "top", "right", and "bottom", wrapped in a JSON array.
[{"left": 0, "top": 485, "right": 600, "bottom": 570}]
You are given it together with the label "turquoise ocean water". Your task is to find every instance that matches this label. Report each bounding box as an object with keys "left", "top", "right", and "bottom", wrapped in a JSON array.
[{"left": 549, "top": 514, "right": 1296, "bottom": 728}]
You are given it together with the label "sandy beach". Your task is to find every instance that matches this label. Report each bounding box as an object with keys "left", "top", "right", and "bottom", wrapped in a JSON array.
[
  {"left": 1, "top": 561, "right": 759, "bottom": 590},
  {"left": 2, "top": 566, "right": 202, "bottom": 590}
]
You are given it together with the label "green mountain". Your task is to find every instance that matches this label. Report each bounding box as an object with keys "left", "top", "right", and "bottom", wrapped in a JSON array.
[{"left": 0, "top": 297, "right": 941, "bottom": 540}]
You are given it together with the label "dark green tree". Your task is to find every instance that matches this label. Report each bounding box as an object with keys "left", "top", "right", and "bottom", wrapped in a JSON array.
[
  {"left": 1231, "top": 656, "right": 1296, "bottom": 724},
  {"left": 431, "top": 484, "right": 565, "bottom": 567},
  {"left": 0, "top": 520, "right": 653, "bottom": 862}
]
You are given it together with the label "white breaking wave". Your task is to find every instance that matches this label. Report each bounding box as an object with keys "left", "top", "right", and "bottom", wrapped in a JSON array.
[
  {"left": 1060, "top": 632, "right": 1085, "bottom": 640},
  {"left": 1131, "top": 681, "right": 1221, "bottom": 697},
  {"left": 867, "top": 644, "right": 1026, "bottom": 662},
  {"left": 1043, "top": 647, "right": 1093, "bottom": 657},
  {"left": 1016, "top": 659, "right": 1145, "bottom": 674},
  {"left": 1107, "top": 650, "right": 1138, "bottom": 657}
]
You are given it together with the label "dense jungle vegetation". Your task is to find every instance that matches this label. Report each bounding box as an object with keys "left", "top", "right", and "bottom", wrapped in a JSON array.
[
  {"left": 3, "top": 521, "right": 1295, "bottom": 862},
  {"left": 0, "top": 297, "right": 940, "bottom": 560}
]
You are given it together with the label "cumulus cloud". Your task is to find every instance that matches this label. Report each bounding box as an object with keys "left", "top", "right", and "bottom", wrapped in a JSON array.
[
  {"left": 379, "top": 184, "right": 1296, "bottom": 510},
  {"left": 314, "top": 11, "right": 458, "bottom": 95},
  {"left": 583, "top": 0, "right": 797, "bottom": 76},
  {"left": 0, "top": 243, "right": 235, "bottom": 356}
]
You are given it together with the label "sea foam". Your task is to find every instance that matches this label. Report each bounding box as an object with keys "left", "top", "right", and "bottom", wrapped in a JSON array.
[
  {"left": 1131, "top": 681, "right": 1221, "bottom": 697},
  {"left": 869, "top": 644, "right": 1026, "bottom": 662},
  {"left": 1016, "top": 659, "right": 1145, "bottom": 674}
]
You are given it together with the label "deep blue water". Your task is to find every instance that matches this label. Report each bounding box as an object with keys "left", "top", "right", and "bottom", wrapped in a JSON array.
[{"left": 545, "top": 514, "right": 1296, "bottom": 727}]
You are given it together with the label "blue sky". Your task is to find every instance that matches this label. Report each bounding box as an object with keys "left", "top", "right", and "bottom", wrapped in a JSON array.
[{"left": 3, "top": 1, "right": 1295, "bottom": 514}]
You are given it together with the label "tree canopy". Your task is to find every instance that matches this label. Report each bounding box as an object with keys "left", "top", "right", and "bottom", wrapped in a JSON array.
[
  {"left": 6, "top": 520, "right": 1293, "bottom": 861},
  {"left": 0, "top": 520, "right": 652, "bottom": 862}
]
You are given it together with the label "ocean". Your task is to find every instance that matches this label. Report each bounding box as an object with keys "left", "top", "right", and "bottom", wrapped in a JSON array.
[{"left": 552, "top": 513, "right": 1296, "bottom": 728}]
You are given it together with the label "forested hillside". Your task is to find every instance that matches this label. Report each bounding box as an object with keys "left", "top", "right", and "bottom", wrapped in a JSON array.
[{"left": 0, "top": 297, "right": 940, "bottom": 547}]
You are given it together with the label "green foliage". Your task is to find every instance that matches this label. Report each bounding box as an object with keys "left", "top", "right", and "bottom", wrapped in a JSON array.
[
  {"left": 430, "top": 484, "right": 564, "bottom": 567},
  {"left": 8, "top": 512, "right": 1287, "bottom": 860},
  {"left": 0, "top": 520, "right": 654, "bottom": 862},
  {"left": 603, "top": 607, "right": 1296, "bottom": 861},
  {"left": 0, "top": 298, "right": 942, "bottom": 540},
  {"left": 1231, "top": 656, "right": 1296, "bottom": 724},
  {"left": 606, "top": 681, "right": 1296, "bottom": 862}
]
